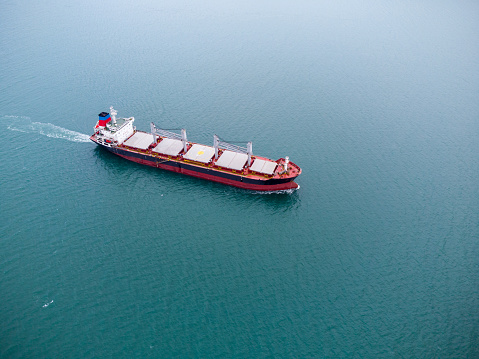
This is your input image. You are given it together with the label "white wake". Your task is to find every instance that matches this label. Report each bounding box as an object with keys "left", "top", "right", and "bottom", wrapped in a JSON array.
[
  {"left": 4, "top": 116, "right": 90, "bottom": 143},
  {"left": 252, "top": 185, "right": 300, "bottom": 195},
  {"left": 42, "top": 300, "right": 54, "bottom": 308}
]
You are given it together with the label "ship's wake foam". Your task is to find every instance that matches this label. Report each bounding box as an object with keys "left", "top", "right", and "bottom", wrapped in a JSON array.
[
  {"left": 252, "top": 185, "right": 300, "bottom": 195},
  {"left": 3, "top": 115, "right": 90, "bottom": 143},
  {"left": 42, "top": 300, "right": 54, "bottom": 308}
]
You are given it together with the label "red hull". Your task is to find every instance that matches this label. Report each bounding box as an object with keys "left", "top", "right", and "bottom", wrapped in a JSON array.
[{"left": 116, "top": 152, "right": 299, "bottom": 191}]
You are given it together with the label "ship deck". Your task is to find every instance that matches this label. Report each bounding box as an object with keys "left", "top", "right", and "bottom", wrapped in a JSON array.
[{"left": 94, "top": 130, "right": 301, "bottom": 181}]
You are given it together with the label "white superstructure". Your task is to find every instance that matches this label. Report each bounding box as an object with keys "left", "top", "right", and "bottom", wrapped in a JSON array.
[{"left": 94, "top": 107, "right": 135, "bottom": 146}]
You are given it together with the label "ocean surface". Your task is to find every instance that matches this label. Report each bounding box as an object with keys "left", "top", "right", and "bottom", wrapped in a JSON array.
[{"left": 1, "top": 0, "right": 478, "bottom": 357}]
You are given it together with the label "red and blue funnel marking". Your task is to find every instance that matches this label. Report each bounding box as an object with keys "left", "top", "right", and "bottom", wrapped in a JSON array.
[{"left": 98, "top": 112, "right": 111, "bottom": 127}]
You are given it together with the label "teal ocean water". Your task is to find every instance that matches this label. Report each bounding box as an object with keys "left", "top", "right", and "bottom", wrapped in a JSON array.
[{"left": 1, "top": 0, "right": 479, "bottom": 357}]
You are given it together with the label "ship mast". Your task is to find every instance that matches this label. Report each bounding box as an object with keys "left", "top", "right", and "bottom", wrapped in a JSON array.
[{"left": 110, "top": 106, "right": 117, "bottom": 125}]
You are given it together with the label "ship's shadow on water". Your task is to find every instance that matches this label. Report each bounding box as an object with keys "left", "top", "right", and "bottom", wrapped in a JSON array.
[{"left": 92, "top": 146, "right": 301, "bottom": 211}]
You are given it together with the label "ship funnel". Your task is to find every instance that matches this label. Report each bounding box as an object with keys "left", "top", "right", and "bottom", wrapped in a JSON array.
[{"left": 98, "top": 112, "right": 111, "bottom": 127}]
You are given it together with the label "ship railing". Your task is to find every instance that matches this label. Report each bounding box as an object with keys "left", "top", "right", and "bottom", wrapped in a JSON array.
[
  {"left": 151, "top": 122, "right": 188, "bottom": 153},
  {"left": 217, "top": 141, "right": 248, "bottom": 153},
  {"left": 151, "top": 126, "right": 183, "bottom": 140},
  {"left": 214, "top": 135, "right": 253, "bottom": 166},
  {"left": 156, "top": 129, "right": 182, "bottom": 139}
]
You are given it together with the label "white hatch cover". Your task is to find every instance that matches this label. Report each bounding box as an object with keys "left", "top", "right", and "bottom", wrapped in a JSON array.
[
  {"left": 184, "top": 144, "right": 215, "bottom": 163},
  {"left": 215, "top": 150, "right": 248, "bottom": 171},
  {"left": 250, "top": 158, "right": 277, "bottom": 175},
  {"left": 153, "top": 138, "right": 183, "bottom": 156},
  {"left": 122, "top": 131, "right": 153, "bottom": 150}
]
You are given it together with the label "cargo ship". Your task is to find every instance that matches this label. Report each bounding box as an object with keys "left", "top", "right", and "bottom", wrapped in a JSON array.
[{"left": 90, "top": 107, "right": 301, "bottom": 191}]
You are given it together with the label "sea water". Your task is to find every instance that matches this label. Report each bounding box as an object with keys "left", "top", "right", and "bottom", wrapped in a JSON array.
[{"left": 1, "top": 0, "right": 478, "bottom": 357}]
